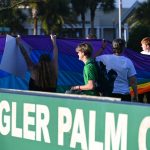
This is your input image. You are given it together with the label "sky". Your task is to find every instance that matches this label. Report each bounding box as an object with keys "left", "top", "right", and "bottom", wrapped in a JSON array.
[{"left": 115, "top": 0, "right": 147, "bottom": 8}]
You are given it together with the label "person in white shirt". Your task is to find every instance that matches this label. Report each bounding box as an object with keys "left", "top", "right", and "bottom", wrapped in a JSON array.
[
  {"left": 96, "top": 38, "right": 138, "bottom": 101},
  {"left": 140, "top": 37, "right": 150, "bottom": 55}
]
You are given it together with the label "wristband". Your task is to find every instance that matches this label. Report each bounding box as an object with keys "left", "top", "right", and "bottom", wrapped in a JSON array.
[{"left": 79, "top": 86, "right": 81, "bottom": 90}]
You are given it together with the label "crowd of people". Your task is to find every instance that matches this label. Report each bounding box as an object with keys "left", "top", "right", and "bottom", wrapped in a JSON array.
[{"left": 16, "top": 35, "right": 150, "bottom": 103}]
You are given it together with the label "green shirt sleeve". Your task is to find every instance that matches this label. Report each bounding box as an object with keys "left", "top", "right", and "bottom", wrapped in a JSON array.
[{"left": 84, "top": 63, "right": 98, "bottom": 84}]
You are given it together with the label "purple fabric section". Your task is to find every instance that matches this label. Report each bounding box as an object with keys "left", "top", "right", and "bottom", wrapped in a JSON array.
[
  {"left": 0, "top": 35, "right": 150, "bottom": 73},
  {"left": 123, "top": 49, "right": 150, "bottom": 72},
  {"left": 0, "top": 36, "right": 6, "bottom": 54},
  {"left": 21, "top": 36, "right": 113, "bottom": 56}
]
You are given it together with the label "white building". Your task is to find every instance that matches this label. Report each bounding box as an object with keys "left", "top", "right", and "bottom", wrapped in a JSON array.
[
  {"left": 24, "top": 1, "right": 140, "bottom": 41},
  {"left": 63, "top": 1, "right": 140, "bottom": 41}
]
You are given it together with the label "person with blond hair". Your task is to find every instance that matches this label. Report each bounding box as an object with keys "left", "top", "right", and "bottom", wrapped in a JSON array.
[
  {"left": 139, "top": 37, "right": 150, "bottom": 103},
  {"left": 71, "top": 43, "right": 99, "bottom": 96},
  {"left": 141, "top": 37, "right": 150, "bottom": 55}
]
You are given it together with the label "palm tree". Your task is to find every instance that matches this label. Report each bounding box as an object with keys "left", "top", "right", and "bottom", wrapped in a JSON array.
[
  {"left": 0, "top": 0, "right": 41, "bottom": 35},
  {"left": 88, "top": 0, "right": 115, "bottom": 37},
  {"left": 0, "top": 0, "right": 30, "bottom": 11},
  {"left": 0, "top": 0, "right": 27, "bottom": 34},
  {"left": 0, "top": 0, "right": 11, "bottom": 8},
  {"left": 134, "top": 0, "right": 150, "bottom": 26},
  {"left": 127, "top": 0, "right": 150, "bottom": 52},
  {"left": 128, "top": 0, "right": 150, "bottom": 29},
  {"left": 1, "top": 0, "right": 75, "bottom": 35},
  {"left": 32, "top": 0, "right": 74, "bottom": 35},
  {"left": 26, "top": 1, "right": 39, "bottom": 35},
  {"left": 71, "top": 0, "right": 89, "bottom": 37},
  {"left": 71, "top": 0, "right": 115, "bottom": 38}
]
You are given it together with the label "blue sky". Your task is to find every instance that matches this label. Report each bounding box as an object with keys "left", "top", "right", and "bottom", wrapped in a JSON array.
[{"left": 115, "top": 0, "right": 146, "bottom": 8}]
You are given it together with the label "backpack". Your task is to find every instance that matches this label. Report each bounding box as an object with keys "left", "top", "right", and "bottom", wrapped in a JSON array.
[{"left": 94, "top": 60, "right": 118, "bottom": 96}]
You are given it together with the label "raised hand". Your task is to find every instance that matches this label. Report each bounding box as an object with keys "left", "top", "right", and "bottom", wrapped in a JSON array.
[
  {"left": 16, "top": 37, "right": 22, "bottom": 45},
  {"left": 101, "top": 39, "right": 107, "bottom": 49},
  {"left": 50, "top": 34, "right": 57, "bottom": 46}
]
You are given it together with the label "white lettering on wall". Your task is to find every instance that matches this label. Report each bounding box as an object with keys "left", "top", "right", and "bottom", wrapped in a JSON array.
[
  {"left": 89, "top": 110, "right": 103, "bottom": 150},
  {"left": 105, "top": 112, "right": 128, "bottom": 150},
  {"left": 70, "top": 109, "right": 87, "bottom": 150},
  {"left": 23, "top": 103, "right": 35, "bottom": 140},
  {"left": 36, "top": 104, "right": 50, "bottom": 143},
  {"left": 58, "top": 107, "right": 72, "bottom": 146},
  {"left": 11, "top": 102, "right": 22, "bottom": 138},
  {"left": 0, "top": 100, "right": 10, "bottom": 135},
  {"left": 138, "top": 116, "right": 150, "bottom": 150}
]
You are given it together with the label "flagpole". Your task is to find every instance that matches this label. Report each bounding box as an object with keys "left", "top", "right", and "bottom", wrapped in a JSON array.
[{"left": 118, "top": 0, "right": 122, "bottom": 38}]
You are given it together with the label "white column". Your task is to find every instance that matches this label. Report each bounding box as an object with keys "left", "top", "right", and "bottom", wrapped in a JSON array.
[
  {"left": 96, "top": 28, "right": 100, "bottom": 39},
  {"left": 124, "top": 23, "right": 129, "bottom": 42},
  {"left": 101, "top": 28, "right": 104, "bottom": 39},
  {"left": 118, "top": 0, "right": 122, "bottom": 38},
  {"left": 85, "top": 28, "right": 89, "bottom": 38}
]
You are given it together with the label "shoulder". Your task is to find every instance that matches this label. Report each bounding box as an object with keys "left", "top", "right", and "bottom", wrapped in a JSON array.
[
  {"left": 120, "top": 56, "right": 135, "bottom": 68},
  {"left": 96, "top": 54, "right": 111, "bottom": 61},
  {"left": 123, "top": 56, "right": 133, "bottom": 63},
  {"left": 85, "top": 60, "right": 96, "bottom": 70},
  {"left": 141, "top": 51, "right": 150, "bottom": 55},
  {"left": 122, "top": 57, "right": 136, "bottom": 74}
]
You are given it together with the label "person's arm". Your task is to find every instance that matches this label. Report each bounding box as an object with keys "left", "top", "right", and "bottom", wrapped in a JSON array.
[
  {"left": 71, "top": 64, "right": 96, "bottom": 91},
  {"left": 129, "top": 76, "right": 138, "bottom": 102},
  {"left": 93, "top": 39, "right": 107, "bottom": 58},
  {"left": 16, "top": 37, "right": 33, "bottom": 70},
  {"left": 71, "top": 80, "right": 95, "bottom": 91},
  {"left": 50, "top": 34, "right": 58, "bottom": 78}
]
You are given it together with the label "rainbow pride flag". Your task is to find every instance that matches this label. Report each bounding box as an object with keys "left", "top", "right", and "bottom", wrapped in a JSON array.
[{"left": 0, "top": 35, "right": 149, "bottom": 94}]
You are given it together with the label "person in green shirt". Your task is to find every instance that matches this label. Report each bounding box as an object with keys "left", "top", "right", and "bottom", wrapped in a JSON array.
[{"left": 71, "top": 43, "right": 99, "bottom": 96}]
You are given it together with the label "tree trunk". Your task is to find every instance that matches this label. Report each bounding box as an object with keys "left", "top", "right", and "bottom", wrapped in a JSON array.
[
  {"left": 33, "top": 16, "right": 38, "bottom": 35},
  {"left": 81, "top": 13, "right": 85, "bottom": 38},
  {"left": 90, "top": 7, "right": 96, "bottom": 37},
  {"left": 32, "top": 8, "right": 38, "bottom": 35}
]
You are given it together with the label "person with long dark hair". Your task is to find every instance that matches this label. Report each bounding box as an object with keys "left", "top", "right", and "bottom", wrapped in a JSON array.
[{"left": 16, "top": 34, "right": 58, "bottom": 92}]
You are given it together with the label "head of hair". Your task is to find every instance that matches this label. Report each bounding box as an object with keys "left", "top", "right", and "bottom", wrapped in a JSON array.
[
  {"left": 37, "top": 54, "right": 52, "bottom": 88},
  {"left": 112, "top": 38, "right": 125, "bottom": 54},
  {"left": 76, "top": 42, "right": 93, "bottom": 57},
  {"left": 141, "top": 37, "right": 150, "bottom": 46},
  {"left": 39, "top": 54, "right": 51, "bottom": 63},
  {"left": 86, "top": 33, "right": 97, "bottom": 39}
]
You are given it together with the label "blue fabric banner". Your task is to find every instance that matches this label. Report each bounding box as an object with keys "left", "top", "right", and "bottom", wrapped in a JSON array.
[{"left": 0, "top": 35, "right": 150, "bottom": 93}]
